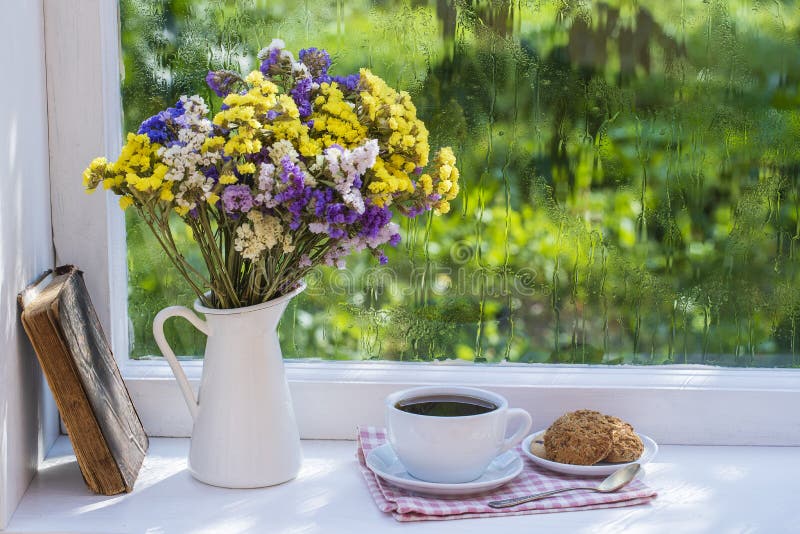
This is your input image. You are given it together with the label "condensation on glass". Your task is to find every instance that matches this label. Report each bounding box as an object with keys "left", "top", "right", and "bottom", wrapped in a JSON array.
[{"left": 121, "top": 0, "right": 800, "bottom": 367}]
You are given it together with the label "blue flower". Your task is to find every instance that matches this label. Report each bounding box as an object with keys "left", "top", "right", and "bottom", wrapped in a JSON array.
[
  {"left": 290, "top": 77, "right": 313, "bottom": 118},
  {"left": 260, "top": 47, "right": 283, "bottom": 76},
  {"left": 137, "top": 99, "right": 186, "bottom": 144},
  {"left": 332, "top": 74, "right": 360, "bottom": 92},
  {"left": 299, "top": 47, "right": 332, "bottom": 83}
]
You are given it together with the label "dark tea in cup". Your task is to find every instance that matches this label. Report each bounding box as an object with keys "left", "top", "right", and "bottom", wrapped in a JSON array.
[{"left": 395, "top": 394, "right": 498, "bottom": 417}]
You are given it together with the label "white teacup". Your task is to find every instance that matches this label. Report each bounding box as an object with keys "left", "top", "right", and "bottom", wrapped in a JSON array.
[{"left": 385, "top": 386, "right": 532, "bottom": 484}]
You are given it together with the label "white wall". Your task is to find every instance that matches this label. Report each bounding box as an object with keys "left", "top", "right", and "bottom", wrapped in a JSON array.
[{"left": 0, "top": 1, "right": 59, "bottom": 528}]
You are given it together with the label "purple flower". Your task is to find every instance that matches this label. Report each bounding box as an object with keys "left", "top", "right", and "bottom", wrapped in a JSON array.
[
  {"left": 221, "top": 185, "right": 254, "bottom": 214},
  {"left": 274, "top": 157, "right": 312, "bottom": 230},
  {"left": 201, "top": 165, "right": 220, "bottom": 184},
  {"left": 403, "top": 205, "right": 427, "bottom": 218},
  {"left": 332, "top": 74, "right": 360, "bottom": 92},
  {"left": 313, "top": 188, "right": 334, "bottom": 217},
  {"left": 205, "top": 70, "right": 243, "bottom": 98},
  {"left": 137, "top": 99, "right": 185, "bottom": 144},
  {"left": 290, "top": 76, "right": 313, "bottom": 118},
  {"left": 389, "top": 233, "right": 401, "bottom": 246},
  {"left": 298, "top": 254, "right": 312, "bottom": 268},
  {"left": 260, "top": 47, "right": 283, "bottom": 76},
  {"left": 358, "top": 203, "right": 392, "bottom": 239},
  {"left": 299, "top": 47, "right": 332, "bottom": 83},
  {"left": 323, "top": 202, "right": 359, "bottom": 239}
]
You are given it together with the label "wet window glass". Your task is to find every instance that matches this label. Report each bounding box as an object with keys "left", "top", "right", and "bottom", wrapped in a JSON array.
[{"left": 122, "top": 1, "right": 800, "bottom": 366}]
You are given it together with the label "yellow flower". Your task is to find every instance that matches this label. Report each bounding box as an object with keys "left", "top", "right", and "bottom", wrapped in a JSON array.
[
  {"left": 119, "top": 196, "right": 134, "bottom": 210},
  {"left": 159, "top": 186, "right": 174, "bottom": 202},
  {"left": 151, "top": 163, "right": 168, "bottom": 185},
  {"left": 219, "top": 173, "right": 238, "bottom": 185},
  {"left": 245, "top": 70, "right": 266, "bottom": 86},
  {"left": 201, "top": 136, "right": 225, "bottom": 153},
  {"left": 309, "top": 82, "right": 366, "bottom": 148},
  {"left": 82, "top": 157, "right": 110, "bottom": 191},
  {"left": 436, "top": 146, "right": 457, "bottom": 166},
  {"left": 428, "top": 146, "right": 460, "bottom": 213},
  {"left": 434, "top": 200, "right": 451, "bottom": 215},
  {"left": 237, "top": 162, "right": 256, "bottom": 175},
  {"left": 244, "top": 70, "right": 278, "bottom": 95},
  {"left": 419, "top": 174, "right": 433, "bottom": 196},
  {"left": 358, "top": 69, "right": 433, "bottom": 205},
  {"left": 299, "top": 138, "right": 323, "bottom": 157}
]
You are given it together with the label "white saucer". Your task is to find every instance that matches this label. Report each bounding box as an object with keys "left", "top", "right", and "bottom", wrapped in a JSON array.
[
  {"left": 521, "top": 429, "right": 658, "bottom": 476},
  {"left": 365, "top": 444, "right": 523, "bottom": 496}
]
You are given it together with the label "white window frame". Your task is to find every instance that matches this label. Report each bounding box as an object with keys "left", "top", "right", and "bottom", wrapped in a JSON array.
[{"left": 45, "top": 0, "right": 800, "bottom": 444}]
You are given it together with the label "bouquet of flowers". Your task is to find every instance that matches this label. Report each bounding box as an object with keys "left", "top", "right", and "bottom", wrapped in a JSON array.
[{"left": 83, "top": 39, "right": 459, "bottom": 309}]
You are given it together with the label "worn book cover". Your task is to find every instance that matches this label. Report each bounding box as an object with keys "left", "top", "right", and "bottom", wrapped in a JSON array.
[{"left": 18, "top": 265, "right": 148, "bottom": 495}]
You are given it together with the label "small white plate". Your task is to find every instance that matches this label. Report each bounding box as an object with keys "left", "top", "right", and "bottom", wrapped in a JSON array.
[
  {"left": 365, "top": 443, "right": 523, "bottom": 496},
  {"left": 521, "top": 429, "right": 658, "bottom": 477}
]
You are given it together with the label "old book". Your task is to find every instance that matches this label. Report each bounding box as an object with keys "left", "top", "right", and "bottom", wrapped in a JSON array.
[{"left": 18, "top": 265, "right": 148, "bottom": 495}]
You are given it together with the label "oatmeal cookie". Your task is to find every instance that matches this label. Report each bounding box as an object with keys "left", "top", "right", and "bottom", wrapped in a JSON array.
[
  {"left": 543, "top": 410, "right": 614, "bottom": 465},
  {"left": 603, "top": 415, "right": 643, "bottom": 463}
]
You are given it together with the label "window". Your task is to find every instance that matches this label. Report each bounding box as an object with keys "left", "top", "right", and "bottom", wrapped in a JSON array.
[
  {"left": 121, "top": 0, "right": 799, "bottom": 367},
  {"left": 45, "top": 0, "right": 800, "bottom": 444}
]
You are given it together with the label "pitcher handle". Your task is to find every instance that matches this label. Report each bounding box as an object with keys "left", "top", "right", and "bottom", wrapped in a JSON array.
[
  {"left": 153, "top": 306, "right": 209, "bottom": 421},
  {"left": 500, "top": 408, "right": 532, "bottom": 453}
]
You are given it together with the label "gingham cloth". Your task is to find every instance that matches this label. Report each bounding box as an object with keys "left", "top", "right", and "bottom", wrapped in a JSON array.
[{"left": 357, "top": 426, "right": 657, "bottom": 522}]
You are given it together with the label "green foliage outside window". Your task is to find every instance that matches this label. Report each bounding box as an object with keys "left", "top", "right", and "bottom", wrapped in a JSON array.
[{"left": 122, "top": 0, "right": 800, "bottom": 367}]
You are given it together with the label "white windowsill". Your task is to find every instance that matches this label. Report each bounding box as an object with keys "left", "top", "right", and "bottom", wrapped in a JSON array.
[
  {"left": 6, "top": 435, "right": 800, "bottom": 533},
  {"left": 121, "top": 360, "right": 800, "bottom": 445}
]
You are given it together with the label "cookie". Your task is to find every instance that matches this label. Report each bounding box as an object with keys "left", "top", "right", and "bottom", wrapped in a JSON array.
[
  {"left": 543, "top": 410, "right": 614, "bottom": 465},
  {"left": 603, "top": 415, "right": 643, "bottom": 463}
]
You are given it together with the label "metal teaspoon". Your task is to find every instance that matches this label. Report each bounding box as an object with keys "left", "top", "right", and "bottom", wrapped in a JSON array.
[{"left": 487, "top": 463, "right": 642, "bottom": 509}]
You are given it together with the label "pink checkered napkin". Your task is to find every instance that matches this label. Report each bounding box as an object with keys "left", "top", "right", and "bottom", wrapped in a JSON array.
[{"left": 357, "top": 426, "right": 656, "bottom": 522}]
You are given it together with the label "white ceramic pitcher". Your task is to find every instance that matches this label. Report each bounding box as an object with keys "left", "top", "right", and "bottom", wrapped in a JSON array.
[{"left": 153, "top": 283, "right": 305, "bottom": 488}]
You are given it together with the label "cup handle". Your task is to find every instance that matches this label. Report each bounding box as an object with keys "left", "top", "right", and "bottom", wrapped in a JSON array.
[
  {"left": 153, "top": 306, "right": 210, "bottom": 422},
  {"left": 501, "top": 408, "right": 532, "bottom": 453}
]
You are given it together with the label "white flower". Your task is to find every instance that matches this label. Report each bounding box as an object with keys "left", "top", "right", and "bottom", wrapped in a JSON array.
[
  {"left": 258, "top": 163, "right": 276, "bottom": 192},
  {"left": 282, "top": 234, "right": 296, "bottom": 253},
  {"left": 365, "top": 222, "right": 400, "bottom": 248},
  {"left": 321, "top": 139, "right": 378, "bottom": 215},
  {"left": 342, "top": 189, "right": 365, "bottom": 214},
  {"left": 349, "top": 139, "right": 380, "bottom": 176},
  {"left": 280, "top": 49, "right": 295, "bottom": 63},
  {"left": 308, "top": 222, "right": 329, "bottom": 234},
  {"left": 267, "top": 140, "right": 299, "bottom": 165},
  {"left": 158, "top": 95, "right": 219, "bottom": 183},
  {"left": 174, "top": 171, "right": 215, "bottom": 211},
  {"left": 292, "top": 62, "right": 311, "bottom": 79},
  {"left": 233, "top": 211, "right": 284, "bottom": 261},
  {"left": 257, "top": 38, "right": 286, "bottom": 60},
  {"left": 322, "top": 250, "right": 347, "bottom": 270}
]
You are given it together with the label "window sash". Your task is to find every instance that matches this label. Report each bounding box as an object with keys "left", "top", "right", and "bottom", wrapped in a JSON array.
[{"left": 45, "top": 0, "right": 800, "bottom": 446}]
